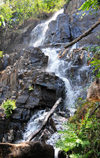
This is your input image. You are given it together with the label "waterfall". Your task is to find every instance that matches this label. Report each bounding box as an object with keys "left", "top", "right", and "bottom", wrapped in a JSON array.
[
  {"left": 30, "top": 9, "right": 76, "bottom": 113},
  {"left": 42, "top": 47, "right": 77, "bottom": 114},
  {"left": 30, "top": 9, "right": 64, "bottom": 47},
  {"left": 22, "top": 8, "right": 91, "bottom": 146}
]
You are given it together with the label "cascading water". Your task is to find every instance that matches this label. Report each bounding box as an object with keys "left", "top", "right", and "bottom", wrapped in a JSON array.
[
  {"left": 30, "top": 9, "right": 64, "bottom": 47},
  {"left": 22, "top": 9, "right": 91, "bottom": 149},
  {"left": 42, "top": 47, "right": 77, "bottom": 115},
  {"left": 30, "top": 8, "right": 76, "bottom": 113}
]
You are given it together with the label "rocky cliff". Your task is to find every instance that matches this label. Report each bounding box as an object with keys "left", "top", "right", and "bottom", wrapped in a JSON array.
[{"left": 0, "top": 0, "right": 100, "bottom": 157}]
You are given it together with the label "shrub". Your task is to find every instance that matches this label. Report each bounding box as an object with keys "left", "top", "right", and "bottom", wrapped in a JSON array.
[
  {"left": 56, "top": 101, "right": 100, "bottom": 158},
  {"left": 86, "top": 46, "right": 100, "bottom": 78},
  {"left": 1, "top": 99, "right": 16, "bottom": 118},
  {"left": 0, "top": 51, "right": 3, "bottom": 58}
]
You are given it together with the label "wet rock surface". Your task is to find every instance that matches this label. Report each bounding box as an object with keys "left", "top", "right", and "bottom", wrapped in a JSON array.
[
  {"left": 44, "top": 13, "right": 71, "bottom": 44},
  {"left": 69, "top": 10, "right": 100, "bottom": 46},
  {"left": 0, "top": 47, "right": 65, "bottom": 142}
]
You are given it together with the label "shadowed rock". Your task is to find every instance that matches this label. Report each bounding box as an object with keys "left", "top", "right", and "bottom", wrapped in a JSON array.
[{"left": 0, "top": 141, "right": 54, "bottom": 158}]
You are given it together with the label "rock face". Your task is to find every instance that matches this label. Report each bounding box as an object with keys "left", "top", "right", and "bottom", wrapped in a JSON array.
[
  {"left": 0, "top": 47, "right": 65, "bottom": 142},
  {"left": 0, "top": 141, "right": 54, "bottom": 158},
  {"left": 64, "top": 0, "right": 85, "bottom": 14},
  {"left": 70, "top": 10, "right": 100, "bottom": 45},
  {"left": 87, "top": 78, "right": 100, "bottom": 102},
  {"left": 44, "top": 13, "right": 71, "bottom": 44},
  {"left": 65, "top": 0, "right": 100, "bottom": 46},
  {"left": 0, "top": 19, "right": 39, "bottom": 52},
  {"left": 0, "top": 0, "right": 99, "bottom": 145}
]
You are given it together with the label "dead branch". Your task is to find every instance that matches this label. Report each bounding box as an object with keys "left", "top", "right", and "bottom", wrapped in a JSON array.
[
  {"left": 27, "top": 97, "right": 62, "bottom": 141},
  {"left": 59, "top": 19, "right": 100, "bottom": 58}
]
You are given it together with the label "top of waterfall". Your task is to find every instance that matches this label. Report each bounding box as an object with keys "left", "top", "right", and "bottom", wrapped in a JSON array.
[
  {"left": 46, "top": 8, "right": 64, "bottom": 24},
  {"left": 30, "top": 9, "right": 64, "bottom": 47}
]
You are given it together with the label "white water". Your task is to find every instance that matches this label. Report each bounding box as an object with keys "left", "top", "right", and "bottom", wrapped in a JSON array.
[
  {"left": 23, "top": 110, "right": 46, "bottom": 140},
  {"left": 30, "top": 9, "right": 77, "bottom": 113},
  {"left": 23, "top": 9, "right": 78, "bottom": 142},
  {"left": 30, "top": 9, "right": 64, "bottom": 47},
  {"left": 42, "top": 47, "right": 77, "bottom": 114},
  {"left": 22, "top": 9, "right": 91, "bottom": 150}
]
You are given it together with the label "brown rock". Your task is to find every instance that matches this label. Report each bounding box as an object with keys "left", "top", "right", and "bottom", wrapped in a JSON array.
[
  {"left": 0, "top": 141, "right": 54, "bottom": 158},
  {"left": 87, "top": 79, "right": 100, "bottom": 102}
]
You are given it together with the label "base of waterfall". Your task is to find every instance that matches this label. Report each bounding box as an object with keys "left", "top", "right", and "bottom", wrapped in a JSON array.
[{"left": 0, "top": 141, "right": 66, "bottom": 158}]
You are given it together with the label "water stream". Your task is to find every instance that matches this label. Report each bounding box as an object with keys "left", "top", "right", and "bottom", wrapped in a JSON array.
[{"left": 22, "top": 9, "right": 91, "bottom": 148}]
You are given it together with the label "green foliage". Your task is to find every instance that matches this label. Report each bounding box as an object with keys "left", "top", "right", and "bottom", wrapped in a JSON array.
[
  {"left": 0, "top": 15, "right": 5, "bottom": 26},
  {"left": 1, "top": 99, "right": 16, "bottom": 118},
  {"left": 0, "top": 0, "right": 67, "bottom": 27},
  {"left": 0, "top": 51, "right": 3, "bottom": 58},
  {"left": 91, "top": 59, "right": 100, "bottom": 78},
  {"left": 29, "top": 85, "right": 34, "bottom": 91},
  {"left": 79, "top": 0, "right": 99, "bottom": 12},
  {"left": 56, "top": 102, "right": 100, "bottom": 158},
  {"left": 87, "top": 46, "right": 100, "bottom": 78}
]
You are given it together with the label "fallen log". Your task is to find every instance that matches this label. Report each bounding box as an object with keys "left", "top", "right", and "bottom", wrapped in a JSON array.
[
  {"left": 59, "top": 19, "right": 100, "bottom": 58},
  {"left": 27, "top": 97, "right": 62, "bottom": 141}
]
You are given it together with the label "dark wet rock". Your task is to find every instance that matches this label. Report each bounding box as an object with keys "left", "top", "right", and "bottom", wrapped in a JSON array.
[
  {"left": 0, "top": 107, "right": 5, "bottom": 118},
  {"left": 0, "top": 19, "right": 40, "bottom": 53},
  {"left": 16, "top": 95, "right": 29, "bottom": 104},
  {"left": 64, "top": 0, "right": 85, "bottom": 14},
  {"left": 0, "top": 44, "right": 65, "bottom": 143},
  {"left": 69, "top": 10, "right": 100, "bottom": 46},
  {"left": 0, "top": 54, "right": 10, "bottom": 71},
  {"left": 11, "top": 108, "right": 24, "bottom": 120},
  {"left": 44, "top": 14, "right": 71, "bottom": 44},
  {"left": 58, "top": 150, "right": 66, "bottom": 158},
  {"left": 25, "top": 96, "right": 40, "bottom": 109},
  {"left": 0, "top": 119, "right": 9, "bottom": 142}
]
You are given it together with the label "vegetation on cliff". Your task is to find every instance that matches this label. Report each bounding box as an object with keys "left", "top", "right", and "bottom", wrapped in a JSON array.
[
  {"left": 0, "top": 0, "right": 100, "bottom": 157},
  {"left": 56, "top": 100, "right": 100, "bottom": 158},
  {"left": 0, "top": 0, "right": 69, "bottom": 27}
]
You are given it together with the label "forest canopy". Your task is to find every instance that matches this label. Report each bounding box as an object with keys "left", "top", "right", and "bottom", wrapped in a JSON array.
[
  {"left": 0, "top": 0, "right": 100, "bottom": 27},
  {"left": 0, "top": 0, "right": 69, "bottom": 26}
]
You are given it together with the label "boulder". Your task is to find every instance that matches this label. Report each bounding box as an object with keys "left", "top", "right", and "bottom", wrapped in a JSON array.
[
  {"left": 87, "top": 78, "right": 100, "bottom": 102},
  {"left": 0, "top": 141, "right": 54, "bottom": 158}
]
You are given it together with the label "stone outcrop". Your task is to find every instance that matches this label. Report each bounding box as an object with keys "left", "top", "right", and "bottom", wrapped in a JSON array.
[
  {"left": 70, "top": 10, "right": 100, "bottom": 45},
  {"left": 0, "top": 141, "right": 54, "bottom": 158},
  {"left": 0, "top": 47, "right": 65, "bottom": 142},
  {"left": 87, "top": 78, "right": 100, "bottom": 102},
  {"left": 44, "top": 14, "right": 71, "bottom": 44}
]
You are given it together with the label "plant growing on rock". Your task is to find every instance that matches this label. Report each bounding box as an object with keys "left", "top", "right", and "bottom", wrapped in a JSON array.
[
  {"left": 0, "top": 51, "right": 3, "bottom": 58},
  {"left": 29, "top": 85, "right": 34, "bottom": 91},
  {"left": 79, "top": 0, "right": 100, "bottom": 12},
  {"left": 56, "top": 101, "right": 100, "bottom": 158},
  {"left": 1, "top": 99, "right": 16, "bottom": 118},
  {"left": 86, "top": 46, "right": 100, "bottom": 78}
]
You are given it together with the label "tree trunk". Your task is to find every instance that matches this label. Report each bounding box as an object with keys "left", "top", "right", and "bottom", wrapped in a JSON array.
[
  {"left": 27, "top": 98, "right": 62, "bottom": 141},
  {"left": 59, "top": 19, "right": 100, "bottom": 57}
]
